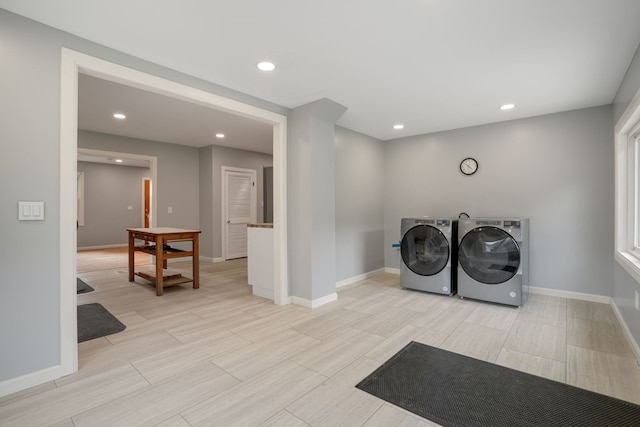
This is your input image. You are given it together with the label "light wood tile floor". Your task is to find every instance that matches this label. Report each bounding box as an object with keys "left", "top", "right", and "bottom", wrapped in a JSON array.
[
  {"left": 77, "top": 247, "right": 152, "bottom": 273},
  {"left": 1, "top": 259, "right": 639, "bottom": 426}
]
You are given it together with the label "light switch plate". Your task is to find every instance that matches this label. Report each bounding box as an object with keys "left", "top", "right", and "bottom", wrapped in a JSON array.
[{"left": 18, "top": 201, "right": 45, "bottom": 221}]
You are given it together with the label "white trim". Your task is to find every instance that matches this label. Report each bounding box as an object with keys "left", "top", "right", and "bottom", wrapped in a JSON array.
[
  {"left": 59, "top": 47, "right": 78, "bottom": 381},
  {"left": 610, "top": 300, "right": 640, "bottom": 365},
  {"left": 0, "top": 365, "right": 62, "bottom": 398},
  {"left": 63, "top": 48, "right": 288, "bottom": 307},
  {"left": 615, "top": 251, "right": 640, "bottom": 284},
  {"left": 382, "top": 268, "right": 612, "bottom": 303},
  {"left": 53, "top": 48, "right": 289, "bottom": 396},
  {"left": 291, "top": 293, "right": 338, "bottom": 308},
  {"left": 615, "top": 85, "right": 640, "bottom": 278},
  {"left": 193, "top": 256, "right": 221, "bottom": 264},
  {"left": 221, "top": 166, "right": 257, "bottom": 260},
  {"left": 336, "top": 268, "right": 386, "bottom": 288},
  {"left": 78, "top": 148, "right": 158, "bottom": 228},
  {"left": 528, "top": 286, "right": 611, "bottom": 304},
  {"left": 615, "top": 86, "right": 640, "bottom": 134},
  {"left": 271, "top": 121, "right": 288, "bottom": 306}
]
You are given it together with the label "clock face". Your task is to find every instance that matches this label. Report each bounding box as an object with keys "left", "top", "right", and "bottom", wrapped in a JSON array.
[{"left": 460, "top": 158, "right": 478, "bottom": 175}]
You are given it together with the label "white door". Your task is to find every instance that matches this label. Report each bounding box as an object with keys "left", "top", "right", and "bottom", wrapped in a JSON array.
[{"left": 223, "top": 167, "right": 257, "bottom": 260}]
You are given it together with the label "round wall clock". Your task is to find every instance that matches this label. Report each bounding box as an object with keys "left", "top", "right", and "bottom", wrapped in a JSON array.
[{"left": 460, "top": 157, "right": 478, "bottom": 175}]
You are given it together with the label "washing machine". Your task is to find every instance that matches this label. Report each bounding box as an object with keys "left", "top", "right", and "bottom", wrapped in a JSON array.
[
  {"left": 457, "top": 218, "right": 529, "bottom": 306},
  {"left": 400, "top": 218, "right": 458, "bottom": 295}
]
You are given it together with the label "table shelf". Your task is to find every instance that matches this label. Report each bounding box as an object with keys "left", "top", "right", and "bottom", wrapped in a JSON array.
[
  {"left": 135, "top": 245, "right": 190, "bottom": 258},
  {"left": 127, "top": 227, "right": 201, "bottom": 296},
  {"left": 135, "top": 267, "right": 194, "bottom": 288}
]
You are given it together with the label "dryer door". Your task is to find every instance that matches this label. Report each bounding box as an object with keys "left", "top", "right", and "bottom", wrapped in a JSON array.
[
  {"left": 459, "top": 227, "right": 520, "bottom": 284},
  {"left": 401, "top": 225, "right": 449, "bottom": 276}
]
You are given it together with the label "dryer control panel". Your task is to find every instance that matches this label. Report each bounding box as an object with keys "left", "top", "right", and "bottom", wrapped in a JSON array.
[
  {"left": 415, "top": 218, "right": 435, "bottom": 225},
  {"left": 476, "top": 220, "right": 501, "bottom": 226}
]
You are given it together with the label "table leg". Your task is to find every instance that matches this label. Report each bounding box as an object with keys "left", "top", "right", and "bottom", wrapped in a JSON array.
[
  {"left": 155, "top": 235, "right": 164, "bottom": 296},
  {"left": 128, "top": 231, "right": 135, "bottom": 282},
  {"left": 193, "top": 233, "right": 200, "bottom": 289}
]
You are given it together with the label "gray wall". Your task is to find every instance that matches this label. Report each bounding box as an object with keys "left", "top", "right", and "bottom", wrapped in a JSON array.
[
  {"left": 209, "top": 145, "right": 273, "bottom": 259},
  {"left": 78, "top": 135, "right": 272, "bottom": 259},
  {"left": 613, "top": 43, "right": 640, "bottom": 123},
  {"left": 1, "top": 9, "right": 62, "bottom": 381},
  {"left": 335, "top": 126, "right": 385, "bottom": 281},
  {"left": 199, "top": 146, "right": 215, "bottom": 259},
  {"left": 0, "top": 4, "right": 634, "bottom": 389},
  {"left": 612, "top": 42, "right": 640, "bottom": 346},
  {"left": 79, "top": 131, "right": 200, "bottom": 231},
  {"left": 384, "top": 106, "right": 614, "bottom": 296},
  {"left": 287, "top": 100, "right": 346, "bottom": 301},
  {"left": 77, "top": 161, "right": 150, "bottom": 247},
  {"left": 0, "top": 8, "right": 285, "bottom": 383}
]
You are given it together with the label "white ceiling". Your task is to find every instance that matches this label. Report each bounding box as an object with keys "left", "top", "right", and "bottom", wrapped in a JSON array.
[
  {"left": 2, "top": 0, "right": 640, "bottom": 145},
  {"left": 78, "top": 74, "right": 274, "bottom": 154}
]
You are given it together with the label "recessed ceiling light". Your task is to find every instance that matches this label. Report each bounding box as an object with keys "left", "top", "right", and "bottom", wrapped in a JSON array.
[
  {"left": 113, "top": 113, "right": 126, "bottom": 119},
  {"left": 256, "top": 61, "right": 276, "bottom": 71},
  {"left": 114, "top": 159, "right": 123, "bottom": 163},
  {"left": 393, "top": 124, "right": 404, "bottom": 130},
  {"left": 215, "top": 133, "right": 225, "bottom": 138},
  {"left": 500, "top": 104, "right": 515, "bottom": 111}
]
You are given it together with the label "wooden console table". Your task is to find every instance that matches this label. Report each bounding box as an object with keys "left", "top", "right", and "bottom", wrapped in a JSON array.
[{"left": 127, "top": 227, "right": 201, "bottom": 296}]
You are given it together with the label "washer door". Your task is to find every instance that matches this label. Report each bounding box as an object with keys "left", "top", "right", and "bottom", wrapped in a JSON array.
[
  {"left": 401, "top": 225, "right": 450, "bottom": 276},
  {"left": 459, "top": 227, "right": 520, "bottom": 284}
]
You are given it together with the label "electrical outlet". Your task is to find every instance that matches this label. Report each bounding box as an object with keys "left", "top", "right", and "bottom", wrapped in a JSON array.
[{"left": 635, "top": 291, "right": 639, "bottom": 311}]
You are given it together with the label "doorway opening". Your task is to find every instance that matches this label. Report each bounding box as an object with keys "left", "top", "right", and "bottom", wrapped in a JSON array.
[
  {"left": 222, "top": 166, "right": 257, "bottom": 260},
  {"left": 60, "top": 48, "right": 288, "bottom": 379},
  {"left": 142, "top": 178, "right": 152, "bottom": 228}
]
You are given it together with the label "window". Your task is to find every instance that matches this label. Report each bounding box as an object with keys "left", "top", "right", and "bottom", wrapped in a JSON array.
[{"left": 615, "top": 88, "right": 640, "bottom": 282}]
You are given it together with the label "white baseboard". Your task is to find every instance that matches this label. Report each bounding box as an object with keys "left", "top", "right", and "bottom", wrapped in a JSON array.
[
  {"left": 383, "top": 269, "right": 612, "bottom": 304},
  {"left": 192, "top": 256, "right": 224, "bottom": 264},
  {"left": 336, "top": 268, "right": 386, "bottom": 288},
  {"left": 77, "top": 243, "right": 127, "bottom": 251},
  {"left": 0, "top": 365, "right": 63, "bottom": 398},
  {"left": 528, "top": 286, "right": 611, "bottom": 304},
  {"left": 165, "top": 256, "right": 224, "bottom": 264},
  {"left": 291, "top": 293, "right": 338, "bottom": 308},
  {"left": 610, "top": 301, "right": 640, "bottom": 365}
]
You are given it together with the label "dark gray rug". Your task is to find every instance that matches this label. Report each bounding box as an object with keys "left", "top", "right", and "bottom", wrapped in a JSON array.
[
  {"left": 76, "top": 278, "right": 94, "bottom": 294},
  {"left": 356, "top": 341, "right": 640, "bottom": 427},
  {"left": 77, "top": 303, "right": 125, "bottom": 343}
]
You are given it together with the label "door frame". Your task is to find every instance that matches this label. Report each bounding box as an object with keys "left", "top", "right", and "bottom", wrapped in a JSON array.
[
  {"left": 76, "top": 148, "right": 158, "bottom": 230},
  {"left": 59, "top": 48, "right": 289, "bottom": 381},
  {"left": 221, "top": 166, "right": 257, "bottom": 260}
]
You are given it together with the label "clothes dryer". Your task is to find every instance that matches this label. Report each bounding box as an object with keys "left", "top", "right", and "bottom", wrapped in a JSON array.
[
  {"left": 400, "top": 218, "right": 458, "bottom": 295},
  {"left": 457, "top": 218, "right": 529, "bottom": 306}
]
